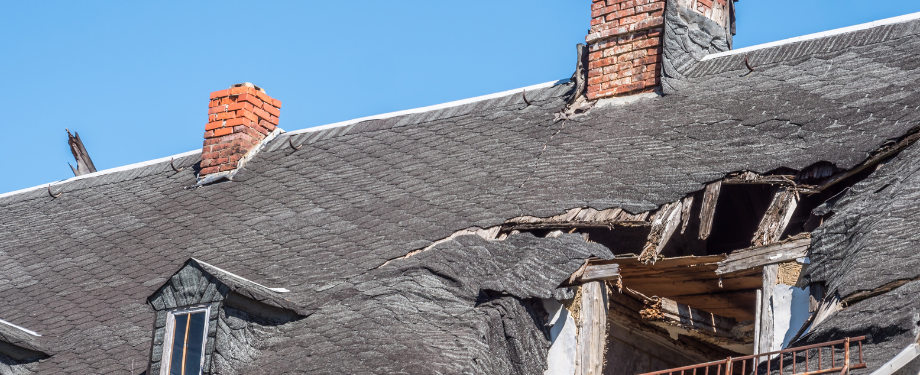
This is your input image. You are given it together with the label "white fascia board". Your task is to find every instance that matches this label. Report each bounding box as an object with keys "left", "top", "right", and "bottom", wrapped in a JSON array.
[
  {"left": 0, "top": 149, "right": 201, "bottom": 200},
  {"left": 703, "top": 11, "right": 920, "bottom": 61},
  {"left": 192, "top": 258, "right": 290, "bottom": 293},
  {"left": 286, "top": 78, "right": 569, "bottom": 136},
  {"left": 869, "top": 343, "right": 920, "bottom": 375},
  {"left": 0, "top": 318, "right": 41, "bottom": 337}
]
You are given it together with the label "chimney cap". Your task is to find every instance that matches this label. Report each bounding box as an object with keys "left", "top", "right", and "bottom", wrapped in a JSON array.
[{"left": 231, "top": 82, "right": 266, "bottom": 94}]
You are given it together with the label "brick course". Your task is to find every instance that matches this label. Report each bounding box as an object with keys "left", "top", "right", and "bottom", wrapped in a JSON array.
[
  {"left": 200, "top": 83, "right": 281, "bottom": 176},
  {"left": 586, "top": 0, "right": 666, "bottom": 99}
]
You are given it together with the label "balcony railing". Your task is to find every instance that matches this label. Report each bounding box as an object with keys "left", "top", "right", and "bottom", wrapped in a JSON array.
[{"left": 639, "top": 336, "right": 866, "bottom": 375}]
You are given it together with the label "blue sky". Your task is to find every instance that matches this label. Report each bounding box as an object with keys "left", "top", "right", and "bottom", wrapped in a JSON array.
[{"left": 2, "top": 1, "right": 920, "bottom": 193}]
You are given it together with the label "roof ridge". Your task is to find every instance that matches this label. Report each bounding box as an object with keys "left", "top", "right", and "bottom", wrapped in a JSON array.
[{"left": 703, "top": 11, "right": 920, "bottom": 61}]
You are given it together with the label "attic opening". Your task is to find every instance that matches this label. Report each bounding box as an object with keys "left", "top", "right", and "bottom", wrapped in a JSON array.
[{"left": 534, "top": 142, "right": 920, "bottom": 375}]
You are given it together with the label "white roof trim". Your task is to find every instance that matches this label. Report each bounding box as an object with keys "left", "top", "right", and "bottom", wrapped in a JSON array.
[
  {"left": 286, "top": 78, "right": 569, "bottom": 136},
  {"left": 0, "top": 149, "right": 201, "bottom": 200},
  {"left": 703, "top": 11, "right": 920, "bottom": 61},
  {"left": 0, "top": 318, "right": 41, "bottom": 337},
  {"left": 0, "top": 78, "right": 569, "bottom": 200},
  {"left": 192, "top": 258, "right": 290, "bottom": 293},
  {"left": 869, "top": 343, "right": 920, "bottom": 375}
]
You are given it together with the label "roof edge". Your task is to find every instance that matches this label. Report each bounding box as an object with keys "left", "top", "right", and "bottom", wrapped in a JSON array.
[
  {"left": 702, "top": 11, "right": 920, "bottom": 61},
  {"left": 285, "top": 78, "right": 570, "bottom": 136},
  {"left": 0, "top": 319, "right": 40, "bottom": 337}
]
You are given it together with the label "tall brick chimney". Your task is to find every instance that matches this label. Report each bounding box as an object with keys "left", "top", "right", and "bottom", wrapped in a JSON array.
[
  {"left": 586, "top": 0, "right": 731, "bottom": 100},
  {"left": 201, "top": 83, "right": 281, "bottom": 177}
]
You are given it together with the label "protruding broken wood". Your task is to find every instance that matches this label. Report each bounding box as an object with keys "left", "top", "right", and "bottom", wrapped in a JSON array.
[
  {"left": 577, "top": 263, "right": 620, "bottom": 283},
  {"left": 640, "top": 201, "right": 683, "bottom": 263},
  {"left": 67, "top": 128, "right": 97, "bottom": 176},
  {"left": 699, "top": 181, "right": 722, "bottom": 240},
  {"left": 575, "top": 281, "right": 608, "bottom": 375},
  {"left": 716, "top": 236, "right": 811, "bottom": 275},
  {"left": 680, "top": 195, "right": 694, "bottom": 234},
  {"left": 751, "top": 188, "right": 798, "bottom": 246}
]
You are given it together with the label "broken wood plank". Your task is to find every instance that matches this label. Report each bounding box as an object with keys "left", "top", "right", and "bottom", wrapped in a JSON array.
[
  {"left": 756, "top": 264, "right": 778, "bottom": 355},
  {"left": 723, "top": 172, "right": 796, "bottom": 185},
  {"left": 578, "top": 263, "right": 620, "bottom": 283},
  {"left": 716, "top": 236, "right": 811, "bottom": 275},
  {"left": 751, "top": 188, "right": 798, "bottom": 247},
  {"left": 641, "top": 297, "right": 739, "bottom": 337},
  {"left": 500, "top": 220, "right": 650, "bottom": 232},
  {"left": 699, "top": 181, "right": 721, "bottom": 240},
  {"left": 575, "top": 281, "right": 608, "bottom": 375},
  {"left": 680, "top": 195, "right": 694, "bottom": 234},
  {"left": 639, "top": 201, "right": 683, "bottom": 263}
]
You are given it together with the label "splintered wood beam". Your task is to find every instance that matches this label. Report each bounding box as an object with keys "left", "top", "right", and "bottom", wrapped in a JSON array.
[
  {"left": 67, "top": 129, "right": 97, "bottom": 176},
  {"left": 575, "top": 281, "right": 608, "bottom": 375},
  {"left": 680, "top": 195, "right": 694, "bottom": 234},
  {"left": 699, "top": 181, "right": 721, "bottom": 240},
  {"left": 716, "top": 236, "right": 811, "bottom": 275},
  {"left": 577, "top": 263, "right": 620, "bottom": 283},
  {"left": 500, "top": 221, "right": 649, "bottom": 232},
  {"left": 639, "top": 201, "right": 683, "bottom": 263},
  {"left": 641, "top": 297, "right": 740, "bottom": 338},
  {"left": 751, "top": 188, "right": 799, "bottom": 247}
]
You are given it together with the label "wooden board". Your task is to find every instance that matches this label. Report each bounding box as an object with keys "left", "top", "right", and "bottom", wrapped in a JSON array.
[
  {"left": 575, "top": 281, "right": 608, "bottom": 375},
  {"left": 716, "top": 237, "right": 810, "bottom": 275},
  {"left": 756, "top": 264, "right": 778, "bottom": 355},
  {"left": 590, "top": 255, "right": 762, "bottom": 321},
  {"left": 579, "top": 263, "right": 619, "bottom": 283}
]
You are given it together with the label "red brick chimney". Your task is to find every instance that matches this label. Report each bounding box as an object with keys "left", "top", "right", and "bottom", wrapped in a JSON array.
[
  {"left": 586, "top": 0, "right": 730, "bottom": 100},
  {"left": 201, "top": 83, "right": 281, "bottom": 177}
]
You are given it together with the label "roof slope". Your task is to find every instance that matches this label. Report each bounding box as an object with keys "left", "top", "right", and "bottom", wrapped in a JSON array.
[
  {"left": 787, "top": 139, "right": 920, "bottom": 373},
  {"left": 2, "top": 15, "right": 920, "bottom": 373}
]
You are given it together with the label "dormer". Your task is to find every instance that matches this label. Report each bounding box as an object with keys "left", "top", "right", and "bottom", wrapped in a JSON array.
[{"left": 146, "top": 259, "right": 304, "bottom": 375}]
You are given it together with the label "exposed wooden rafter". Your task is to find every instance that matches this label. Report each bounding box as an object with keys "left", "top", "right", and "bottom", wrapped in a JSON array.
[
  {"left": 698, "top": 181, "right": 721, "bottom": 240},
  {"left": 751, "top": 188, "right": 799, "bottom": 247}
]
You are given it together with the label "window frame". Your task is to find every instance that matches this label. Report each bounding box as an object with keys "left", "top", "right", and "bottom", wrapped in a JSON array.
[{"left": 159, "top": 305, "right": 211, "bottom": 375}]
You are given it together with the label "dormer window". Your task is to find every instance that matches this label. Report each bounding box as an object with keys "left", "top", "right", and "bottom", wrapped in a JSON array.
[
  {"left": 146, "top": 258, "right": 305, "bottom": 375},
  {"left": 160, "top": 306, "right": 210, "bottom": 375}
]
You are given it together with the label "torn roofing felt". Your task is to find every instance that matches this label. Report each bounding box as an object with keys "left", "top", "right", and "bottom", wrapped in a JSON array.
[
  {"left": 806, "top": 140, "right": 920, "bottom": 301},
  {"left": 2, "top": 15, "right": 920, "bottom": 373},
  {"left": 220, "top": 233, "right": 612, "bottom": 375}
]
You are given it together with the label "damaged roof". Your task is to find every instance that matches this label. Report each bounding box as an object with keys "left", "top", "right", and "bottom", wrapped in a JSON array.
[{"left": 2, "top": 12, "right": 920, "bottom": 374}]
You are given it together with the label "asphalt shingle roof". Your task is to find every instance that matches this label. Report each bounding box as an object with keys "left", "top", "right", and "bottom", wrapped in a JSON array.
[{"left": 2, "top": 14, "right": 920, "bottom": 374}]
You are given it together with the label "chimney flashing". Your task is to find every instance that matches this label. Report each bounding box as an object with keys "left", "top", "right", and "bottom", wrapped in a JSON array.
[{"left": 194, "top": 128, "right": 283, "bottom": 186}]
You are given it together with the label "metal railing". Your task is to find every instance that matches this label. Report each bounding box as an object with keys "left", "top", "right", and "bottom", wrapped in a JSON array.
[{"left": 639, "top": 336, "right": 866, "bottom": 375}]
